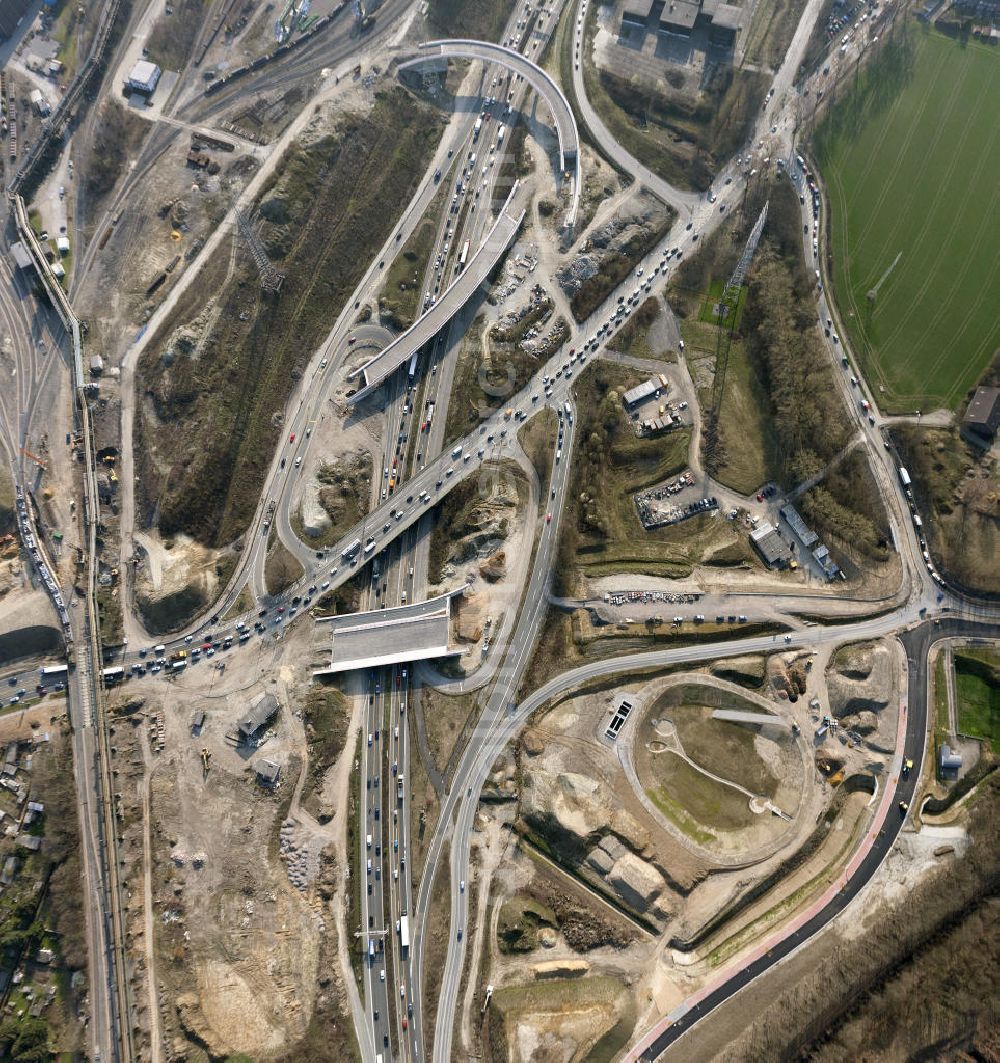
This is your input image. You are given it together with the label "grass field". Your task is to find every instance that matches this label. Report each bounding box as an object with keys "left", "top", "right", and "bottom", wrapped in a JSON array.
[
  {"left": 954, "top": 650, "right": 1000, "bottom": 749},
  {"left": 816, "top": 29, "right": 1000, "bottom": 411}
]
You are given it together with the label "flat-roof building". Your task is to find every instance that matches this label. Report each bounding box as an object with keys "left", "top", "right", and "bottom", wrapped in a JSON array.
[
  {"left": 623, "top": 0, "right": 658, "bottom": 22},
  {"left": 125, "top": 59, "right": 161, "bottom": 97},
  {"left": 622, "top": 378, "right": 662, "bottom": 409},
  {"left": 812, "top": 543, "right": 841, "bottom": 581},
  {"left": 750, "top": 521, "right": 792, "bottom": 568},
  {"left": 10, "top": 241, "right": 33, "bottom": 271}
]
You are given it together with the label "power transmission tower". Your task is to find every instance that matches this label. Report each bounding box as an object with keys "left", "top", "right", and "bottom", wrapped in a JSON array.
[
  {"left": 710, "top": 199, "right": 768, "bottom": 420},
  {"left": 235, "top": 209, "right": 285, "bottom": 294},
  {"left": 701, "top": 200, "right": 765, "bottom": 467}
]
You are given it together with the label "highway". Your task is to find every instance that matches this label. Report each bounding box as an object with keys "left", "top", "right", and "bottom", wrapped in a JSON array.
[{"left": 8, "top": 0, "right": 996, "bottom": 1055}]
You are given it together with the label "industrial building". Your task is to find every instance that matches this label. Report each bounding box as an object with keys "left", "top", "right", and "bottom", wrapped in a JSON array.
[
  {"left": 124, "top": 59, "right": 161, "bottom": 97},
  {"left": 750, "top": 521, "right": 792, "bottom": 568},
  {"left": 962, "top": 386, "right": 1000, "bottom": 448},
  {"left": 255, "top": 759, "right": 281, "bottom": 786},
  {"left": 622, "top": 0, "right": 741, "bottom": 46},
  {"left": 623, "top": 376, "right": 668, "bottom": 410},
  {"left": 10, "top": 241, "right": 33, "bottom": 271}
]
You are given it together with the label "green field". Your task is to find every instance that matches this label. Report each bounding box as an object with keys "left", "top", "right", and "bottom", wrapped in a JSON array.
[
  {"left": 815, "top": 29, "right": 1000, "bottom": 411},
  {"left": 954, "top": 650, "right": 1000, "bottom": 749}
]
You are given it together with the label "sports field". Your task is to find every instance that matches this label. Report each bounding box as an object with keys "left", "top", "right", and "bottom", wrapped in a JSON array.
[{"left": 815, "top": 29, "right": 1000, "bottom": 412}]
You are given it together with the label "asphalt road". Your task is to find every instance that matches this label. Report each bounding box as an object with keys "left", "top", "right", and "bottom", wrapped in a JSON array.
[{"left": 631, "top": 614, "right": 998, "bottom": 1059}]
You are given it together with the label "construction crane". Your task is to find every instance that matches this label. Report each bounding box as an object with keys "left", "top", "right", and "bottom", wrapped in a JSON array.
[{"left": 19, "top": 446, "right": 46, "bottom": 470}]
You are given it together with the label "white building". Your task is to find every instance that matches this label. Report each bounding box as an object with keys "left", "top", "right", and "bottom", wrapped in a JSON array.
[{"left": 125, "top": 59, "right": 161, "bottom": 97}]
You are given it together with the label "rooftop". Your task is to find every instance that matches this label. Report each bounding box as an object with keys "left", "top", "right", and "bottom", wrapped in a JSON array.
[
  {"left": 236, "top": 694, "right": 279, "bottom": 737},
  {"left": 964, "top": 385, "right": 1000, "bottom": 428}
]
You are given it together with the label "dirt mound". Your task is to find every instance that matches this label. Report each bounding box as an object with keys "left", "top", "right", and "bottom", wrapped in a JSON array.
[
  {"left": 711, "top": 656, "right": 766, "bottom": 689},
  {"left": 480, "top": 549, "right": 506, "bottom": 582},
  {"left": 840, "top": 710, "right": 880, "bottom": 735},
  {"left": 828, "top": 643, "right": 891, "bottom": 719},
  {"left": 521, "top": 769, "right": 649, "bottom": 859}
]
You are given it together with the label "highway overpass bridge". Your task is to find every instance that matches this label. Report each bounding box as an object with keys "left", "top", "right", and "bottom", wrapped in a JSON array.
[
  {"left": 399, "top": 39, "right": 581, "bottom": 226},
  {"left": 313, "top": 591, "right": 463, "bottom": 674},
  {"left": 348, "top": 185, "right": 525, "bottom": 405}
]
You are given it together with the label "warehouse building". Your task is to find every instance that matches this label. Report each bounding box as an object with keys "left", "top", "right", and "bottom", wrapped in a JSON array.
[
  {"left": 622, "top": 0, "right": 741, "bottom": 45},
  {"left": 124, "top": 59, "right": 161, "bottom": 97}
]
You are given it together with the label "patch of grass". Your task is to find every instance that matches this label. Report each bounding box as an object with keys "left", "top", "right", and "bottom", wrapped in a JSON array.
[
  {"left": 518, "top": 408, "right": 558, "bottom": 509},
  {"left": 647, "top": 781, "right": 717, "bottom": 843},
  {"left": 96, "top": 586, "right": 123, "bottom": 646},
  {"left": 294, "top": 450, "right": 373, "bottom": 550},
  {"left": 497, "top": 895, "right": 557, "bottom": 953},
  {"left": 443, "top": 312, "right": 559, "bottom": 447},
  {"left": 380, "top": 199, "right": 444, "bottom": 330},
  {"left": 421, "top": 686, "right": 477, "bottom": 782},
  {"left": 610, "top": 297, "right": 671, "bottom": 360},
  {"left": 490, "top": 976, "right": 632, "bottom": 1061},
  {"left": 82, "top": 100, "right": 150, "bottom": 204},
  {"left": 264, "top": 533, "right": 303, "bottom": 595},
  {"left": 815, "top": 29, "right": 1000, "bottom": 411},
  {"left": 300, "top": 682, "right": 350, "bottom": 817},
  {"left": 932, "top": 651, "right": 951, "bottom": 771},
  {"left": 742, "top": 0, "right": 809, "bottom": 69},
  {"left": 651, "top": 685, "right": 780, "bottom": 796},
  {"left": 554, "top": 361, "right": 708, "bottom": 589},
  {"left": 570, "top": 213, "right": 675, "bottom": 321},
  {"left": 145, "top": 0, "right": 207, "bottom": 71},
  {"left": 647, "top": 750, "right": 756, "bottom": 831},
  {"left": 711, "top": 335, "right": 780, "bottom": 495},
  {"left": 427, "top": 475, "right": 478, "bottom": 584},
  {"left": 222, "top": 586, "right": 253, "bottom": 621},
  {"left": 954, "top": 650, "right": 1000, "bottom": 749},
  {"left": 0, "top": 465, "right": 14, "bottom": 535},
  {"left": 426, "top": 0, "right": 516, "bottom": 40},
  {"left": 137, "top": 89, "right": 443, "bottom": 548}
]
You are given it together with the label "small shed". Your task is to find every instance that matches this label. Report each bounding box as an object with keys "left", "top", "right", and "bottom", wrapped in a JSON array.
[
  {"left": 89, "top": 354, "right": 104, "bottom": 375},
  {"left": 237, "top": 694, "right": 278, "bottom": 740},
  {"left": 939, "top": 744, "right": 963, "bottom": 778},
  {"left": 255, "top": 759, "right": 280, "bottom": 786}
]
